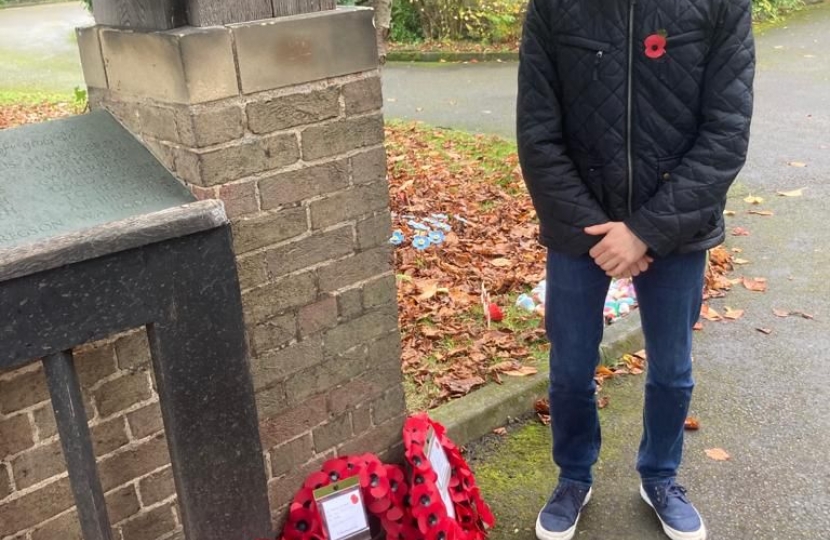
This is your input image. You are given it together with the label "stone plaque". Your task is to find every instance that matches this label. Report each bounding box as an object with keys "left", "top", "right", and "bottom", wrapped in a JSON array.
[{"left": 0, "top": 111, "right": 194, "bottom": 250}]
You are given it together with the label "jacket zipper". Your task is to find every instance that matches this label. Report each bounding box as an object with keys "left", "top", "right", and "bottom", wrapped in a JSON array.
[
  {"left": 593, "top": 51, "right": 604, "bottom": 81},
  {"left": 626, "top": 0, "right": 637, "bottom": 216}
]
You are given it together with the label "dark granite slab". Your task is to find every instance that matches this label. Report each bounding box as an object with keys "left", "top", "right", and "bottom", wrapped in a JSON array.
[{"left": 0, "top": 110, "right": 195, "bottom": 251}]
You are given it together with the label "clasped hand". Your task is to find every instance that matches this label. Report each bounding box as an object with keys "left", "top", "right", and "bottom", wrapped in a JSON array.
[{"left": 585, "top": 222, "right": 652, "bottom": 278}]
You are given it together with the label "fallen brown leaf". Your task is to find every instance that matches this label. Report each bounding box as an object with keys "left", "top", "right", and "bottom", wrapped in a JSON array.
[
  {"left": 701, "top": 304, "right": 723, "bottom": 321},
  {"left": 723, "top": 210, "right": 737, "bottom": 216},
  {"left": 733, "top": 258, "right": 750, "bottom": 265},
  {"left": 793, "top": 311, "right": 815, "bottom": 320},
  {"left": 732, "top": 227, "right": 751, "bottom": 237},
  {"left": 534, "top": 398, "right": 550, "bottom": 415},
  {"left": 503, "top": 366, "right": 539, "bottom": 377},
  {"left": 787, "top": 161, "right": 807, "bottom": 168},
  {"left": 773, "top": 308, "right": 791, "bottom": 318},
  {"left": 756, "top": 327, "right": 773, "bottom": 335},
  {"left": 684, "top": 417, "right": 701, "bottom": 431},
  {"left": 748, "top": 210, "right": 774, "bottom": 216},
  {"left": 633, "top": 349, "right": 647, "bottom": 360},
  {"left": 705, "top": 448, "right": 731, "bottom": 461},
  {"left": 693, "top": 322, "right": 704, "bottom": 331},
  {"left": 778, "top": 188, "right": 805, "bottom": 197},
  {"left": 724, "top": 307, "right": 745, "bottom": 320},
  {"left": 493, "top": 427, "right": 508, "bottom": 436},
  {"left": 537, "top": 413, "right": 551, "bottom": 426},
  {"left": 742, "top": 277, "right": 768, "bottom": 292},
  {"left": 743, "top": 195, "right": 764, "bottom": 205},
  {"left": 597, "top": 396, "right": 610, "bottom": 409},
  {"left": 444, "top": 377, "right": 486, "bottom": 395},
  {"left": 489, "top": 258, "right": 512, "bottom": 267}
]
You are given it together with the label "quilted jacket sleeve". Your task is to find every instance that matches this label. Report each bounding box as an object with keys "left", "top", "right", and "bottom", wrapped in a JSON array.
[
  {"left": 517, "top": 0, "right": 609, "bottom": 250},
  {"left": 625, "top": 0, "right": 756, "bottom": 257}
]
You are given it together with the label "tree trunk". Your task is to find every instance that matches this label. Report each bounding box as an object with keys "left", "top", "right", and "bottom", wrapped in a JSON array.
[{"left": 373, "top": 0, "right": 392, "bottom": 64}]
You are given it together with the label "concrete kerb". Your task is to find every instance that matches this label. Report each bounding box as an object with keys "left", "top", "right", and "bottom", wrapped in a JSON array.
[
  {"left": 431, "top": 312, "right": 644, "bottom": 447},
  {"left": 386, "top": 51, "right": 519, "bottom": 63}
]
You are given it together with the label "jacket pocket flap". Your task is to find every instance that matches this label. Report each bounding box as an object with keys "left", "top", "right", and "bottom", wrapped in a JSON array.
[
  {"left": 667, "top": 30, "right": 706, "bottom": 46},
  {"left": 558, "top": 34, "right": 613, "bottom": 52}
]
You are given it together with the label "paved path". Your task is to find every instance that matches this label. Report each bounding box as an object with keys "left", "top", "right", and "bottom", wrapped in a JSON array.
[
  {"left": 387, "top": 5, "right": 830, "bottom": 540},
  {"left": 0, "top": 2, "right": 92, "bottom": 96}
]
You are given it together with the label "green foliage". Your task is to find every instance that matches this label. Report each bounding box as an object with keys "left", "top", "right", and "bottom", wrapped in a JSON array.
[
  {"left": 391, "top": 0, "right": 424, "bottom": 42},
  {"left": 753, "top": 0, "right": 804, "bottom": 22},
  {"left": 392, "top": 0, "right": 526, "bottom": 44},
  {"left": 81, "top": 0, "right": 92, "bottom": 11}
]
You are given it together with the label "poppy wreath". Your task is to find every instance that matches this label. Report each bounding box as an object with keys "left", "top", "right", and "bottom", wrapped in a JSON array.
[
  {"left": 401, "top": 414, "right": 495, "bottom": 540},
  {"left": 279, "top": 453, "right": 409, "bottom": 540}
]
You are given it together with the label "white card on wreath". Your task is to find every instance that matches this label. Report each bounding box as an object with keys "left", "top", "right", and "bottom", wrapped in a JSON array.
[
  {"left": 314, "top": 476, "right": 371, "bottom": 540},
  {"left": 427, "top": 428, "right": 456, "bottom": 519}
]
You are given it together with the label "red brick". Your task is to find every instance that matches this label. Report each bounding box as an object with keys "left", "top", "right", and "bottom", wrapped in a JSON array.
[
  {"left": 94, "top": 372, "right": 153, "bottom": 418},
  {"left": 339, "top": 415, "right": 405, "bottom": 457},
  {"left": 299, "top": 297, "right": 338, "bottom": 337},
  {"left": 99, "top": 434, "right": 171, "bottom": 492},
  {"left": 120, "top": 503, "right": 177, "bottom": 540},
  {"left": 218, "top": 180, "right": 259, "bottom": 218},
  {"left": 0, "top": 464, "right": 12, "bottom": 500},
  {"left": 114, "top": 331, "right": 152, "bottom": 371},
  {"left": 138, "top": 466, "right": 175, "bottom": 506},
  {"left": 259, "top": 394, "right": 328, "bottom": 449},
  {"left": 0, "top": 414, "right": 34, "bottom": 458},
  {"left": 12, "top": 440, "right": 66, "bottom": 489},
  {"left": 127, "top": 402, "right": 164, "bottom": 440},
  {"left": 0, "top": 367, "right": 49, "bottom": 414},
  {"left": 0, "top": 477, "right": 74, "bottom": 536},
  {"left": 268, "top": 434, "right": 314, "bottom": 478}
]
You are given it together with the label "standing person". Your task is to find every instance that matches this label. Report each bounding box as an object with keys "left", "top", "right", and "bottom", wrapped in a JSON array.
[{"left": 516, "top": 0, "right": 755, "bottom": 538}]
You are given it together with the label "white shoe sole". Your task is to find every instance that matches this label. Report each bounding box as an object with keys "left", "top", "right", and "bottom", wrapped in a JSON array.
[
  {"left": 640, "top": 484, "right": 707, "bottom": 540},
  {"left": 535, "top": 488, "right": 593, "bottom": 540}
]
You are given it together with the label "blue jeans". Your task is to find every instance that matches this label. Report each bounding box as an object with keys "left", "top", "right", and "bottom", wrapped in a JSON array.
[{"left": 545, "top": 249, "right": 707, "bottom": 485}]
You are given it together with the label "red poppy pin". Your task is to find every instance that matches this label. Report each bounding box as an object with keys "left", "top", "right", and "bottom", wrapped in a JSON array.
[{"left": 644, "top": 30, "right": 668, "bottom": 59}]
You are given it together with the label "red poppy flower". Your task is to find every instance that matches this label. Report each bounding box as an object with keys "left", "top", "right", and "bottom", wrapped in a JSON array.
[
  {"left": 450, "top": 483, "right": 471, "bottom": 504},
  {"left": 386, "top": 465, "right": 409, "bottom": 502},
  {"left": 404, "top": 415, "right": 430, "bottom": 443},
  {"left": 406, "top": 447, "right": 432, "bottom": 473},
  {"left": 322, "top": 458, "right": 350, "bottom": 482},
  {"left": 345, "top": 455, "right": 365, "bottom": 474},
  {"left": 368, "top": 494, "right": 393, "bottom": 514},
  {"left": 416, "top": 502, "right": 447, "bottom": 533},
  {"left": 291, "top": 487, "right": 316, "bottom": 511},
  {"left": 386, "top": 504, "right": 406, "bottom": 523},
  {"left": 473, "top": 493, "right": 495, "bottom": 528},
  {"left": 455, "top": 504, "right": 476, "bottom": 528},
  {"left": 398, "top": 521, "right": 422, "bottom": 540},
  {"left": 425, "top": 518, "right": 461, "bottom": 540},
  {"left": 410, "top": 482, "right": 440, "bottom": 513},
  {"left": 284, "top": 507, "right": 321, "bottom": 540},
  {"left": 644, "top": 34, "right": 667, "bottom": 59},
  {"left": 360, "top": 460, "right": 391, "bottom": 499},
  {"left": 303, "top": 471, "right": 330, "bottom": 491},
  {"left": 412, "top": 468, "right": 439, "bottom": 487}
]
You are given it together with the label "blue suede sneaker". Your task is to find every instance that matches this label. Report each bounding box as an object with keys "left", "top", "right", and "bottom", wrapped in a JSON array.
[
  {"left": 535, "top": 480, "right": 592, "bottom": 540},
  {"left": 640, "top": 480, "right": 707, "bottom": 540}
]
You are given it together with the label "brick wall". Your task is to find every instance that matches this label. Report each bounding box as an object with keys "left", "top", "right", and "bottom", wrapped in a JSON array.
[
  {"left": 0, "top": 8, "right": 405, "bottom": 539},
  {"left": 1, "top": 331, "right": 182, "bottom": 540}
]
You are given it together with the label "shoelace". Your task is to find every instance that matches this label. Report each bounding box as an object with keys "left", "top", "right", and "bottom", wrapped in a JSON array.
[
  {"left": 652, "top": 482, "right": 690, "bottom": 508},
  {"left": 551, "top": 483, "right": 587, "bottom": 517}
]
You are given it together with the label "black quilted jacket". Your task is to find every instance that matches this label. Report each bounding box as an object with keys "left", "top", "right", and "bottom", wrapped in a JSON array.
[{"left": 517, "top": 0, "right": 755, "bottom": 257}]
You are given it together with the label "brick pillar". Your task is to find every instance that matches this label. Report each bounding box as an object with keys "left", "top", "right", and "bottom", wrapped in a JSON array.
[{"left": 74, "top": 6, "right": 406, "bottom": 532}]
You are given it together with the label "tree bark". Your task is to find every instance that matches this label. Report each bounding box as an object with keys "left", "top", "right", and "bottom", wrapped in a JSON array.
[{"left": 373, "top": 0, "right": 392, "bottom": 64}]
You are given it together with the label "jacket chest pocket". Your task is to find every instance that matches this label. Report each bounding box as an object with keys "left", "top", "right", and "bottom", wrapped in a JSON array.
[
  {"left": 556, "top": 35, "right": 613, "bottom": 83},
  {"left": 658, "top": 30, "right": 709, "bottom": 86}
]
